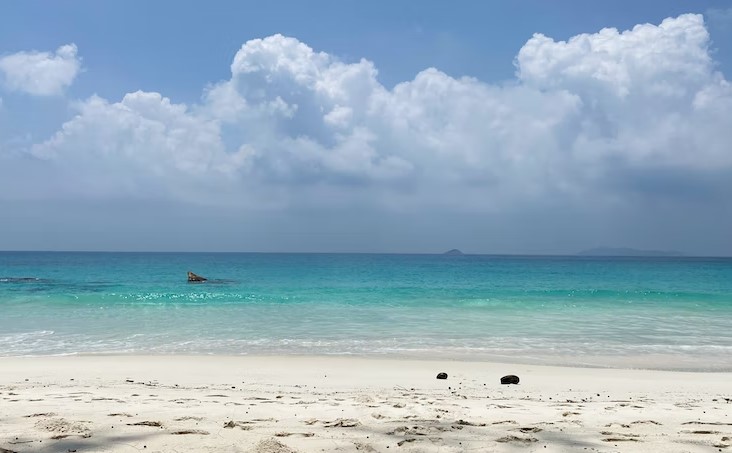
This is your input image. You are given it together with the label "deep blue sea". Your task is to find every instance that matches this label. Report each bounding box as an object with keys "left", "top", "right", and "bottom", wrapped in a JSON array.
[{"left": 1, "top": 252, "right": 731, "bottom": 370}]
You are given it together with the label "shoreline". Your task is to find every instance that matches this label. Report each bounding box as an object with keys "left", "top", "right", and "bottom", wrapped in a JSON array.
[
  {"left": 2, "top": 355, "right": 731, "bottom": 452},
  {"left": 3, "top": 351, "right": 731, "bottom": 373}
]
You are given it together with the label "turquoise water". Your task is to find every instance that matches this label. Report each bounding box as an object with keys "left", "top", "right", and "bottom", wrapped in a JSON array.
[{"left": 1, "top": 252, "right": 731, "bottom": 370}]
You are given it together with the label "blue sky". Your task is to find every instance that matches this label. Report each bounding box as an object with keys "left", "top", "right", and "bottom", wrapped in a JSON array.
[
  {"left": 1, "top": 1, "right": 732, "bottom": 254},
  {"left": 4, "top": 1, "right": 731, "bottom": 98}
]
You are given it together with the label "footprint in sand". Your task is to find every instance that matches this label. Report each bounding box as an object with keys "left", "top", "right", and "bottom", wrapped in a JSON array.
[
  {"left": 23, "top": 412, "right": 57, "bottom": 418},
  {"left": 387, "top": 426, "right": 428, "bottom": 436},
  {"left": 171, "top": 429, "right": 209, "bottom": 435},
  {"left": 35, "top": 417, "right": 92, "bottom": 439},
  {"left": 513, "top": 427, "right": 542, "bottom": 433},
  {"left": 605, "top": 422, "right": 631, "bottom": 428},
  {"left": 322, "top": 419, "right": 361, "bottom": 428},
  {"left": 454, "top": 419, "right": 486, "bottom": 427},
  {"left": 496, "top": 435, "right": 538, "bottom": 444},
  {"left": 174, "top": 416, "right": 204, "bottom": 421},
  {"left": 353, "top": 442, "right": 377, "bottom": 452},
  {"left": 682, "top": 421, "right": 732, "bottom": 426},
  {"left": 601, "top": 431, "right": 642, "bottom": 443},
  {"left": 274, "top": 432, "right": 315, "bottom": 438},
  {"left": 252, "top": 439, "right": 298, "bottom": 453},
  {"left": 631, "top": 420, "right": 661, "bottom": 425},
  {"left": 126, "top": 421, "right": 164, "bottom": 428},
  {"left": 601, "top": 431, "right": 639, "bottom": 437},
  {"left": 223, "top": 420, "right": 254, "bottom": 430}
]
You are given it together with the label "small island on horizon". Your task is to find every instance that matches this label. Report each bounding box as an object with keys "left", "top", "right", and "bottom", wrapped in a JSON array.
[
  {"left": 443, "top": 249, "right": 464, "bottom": 256},
  {"left": 577, "top": 247, "right": 684, "bottom": 257}
]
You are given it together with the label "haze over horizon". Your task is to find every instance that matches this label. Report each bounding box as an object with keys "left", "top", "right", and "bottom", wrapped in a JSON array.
[{"left": 2, "top": 1, "right": 732, "bottom": 256}]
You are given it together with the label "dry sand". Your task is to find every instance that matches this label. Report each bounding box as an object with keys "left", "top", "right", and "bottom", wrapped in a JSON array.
[{"left": 1, "top": 355, "right": 730, "bottom": 452}]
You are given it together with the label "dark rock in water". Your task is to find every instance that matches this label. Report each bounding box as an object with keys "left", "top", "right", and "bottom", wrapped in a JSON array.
[
  {"left": 436, "top": 372, "right": 448, "bottom": 380},
  {"left": 443, "top": 249, "right": 464, "bottom": 256},
  {"left": 500, "top": 375, "right": 520, "bottom": 385},
  {"left": 187, "top": 271, "right": 207, "bottom": 282}
]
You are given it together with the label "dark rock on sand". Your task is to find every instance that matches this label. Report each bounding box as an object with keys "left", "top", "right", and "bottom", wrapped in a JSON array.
[
  {"left": 436, "top": 372, "right": 448, "bottom": 379},
  {"left": 501, "top": 375, "right": 520, "bottom": 385},
  {"left": 187, "top": 271, "right": 207, "bottom": 282}
]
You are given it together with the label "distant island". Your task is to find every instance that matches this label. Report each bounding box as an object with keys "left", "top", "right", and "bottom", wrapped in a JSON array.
[
  {"left": 443, "top": 249, "right": 464, "bottom": 256},
  {"left": 577, "top": 247, "right": 684, "bottom": 257}
]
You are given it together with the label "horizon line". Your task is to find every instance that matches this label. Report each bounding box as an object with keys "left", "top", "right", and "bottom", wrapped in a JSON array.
[{"left": 1, "top": 250, "right": 730, "bottom": 258}]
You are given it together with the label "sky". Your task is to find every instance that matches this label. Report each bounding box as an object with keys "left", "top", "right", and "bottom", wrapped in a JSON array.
[{"left": 1, "top": 1, "right": 732, "bottom": 255}]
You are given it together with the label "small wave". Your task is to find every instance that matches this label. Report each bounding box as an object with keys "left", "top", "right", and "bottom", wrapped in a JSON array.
[
  {"left": 199, "top": 279, "right": 239, "bottom": 285},
  {"left": 0, "top": 330, "right": 56, "bottom": 353},
  {"left": 0, "top": 277, "right": 43, "bottom": 283},
  {"left": 0, "top": 330, "right": 55, "bottom": 340}
]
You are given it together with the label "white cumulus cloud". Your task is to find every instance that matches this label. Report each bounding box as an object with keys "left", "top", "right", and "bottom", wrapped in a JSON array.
[
  {"left": 28, "top": 91, "right": 253, "bottom": 202},
  {"left": 0, "top": 44, "right": 81, "bottom": 95},
  {"left": 12, "top": 14, "right": 732, "bottom": 213}
]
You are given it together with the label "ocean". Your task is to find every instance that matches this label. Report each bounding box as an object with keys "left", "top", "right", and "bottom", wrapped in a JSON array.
[{"left": 1, "top": 252, "right": 731, "bottom": 370}]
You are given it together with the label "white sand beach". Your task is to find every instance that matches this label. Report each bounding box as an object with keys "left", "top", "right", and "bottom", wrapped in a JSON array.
[{"left": 1, "top": 356, "right": 730, "bottom": 452}]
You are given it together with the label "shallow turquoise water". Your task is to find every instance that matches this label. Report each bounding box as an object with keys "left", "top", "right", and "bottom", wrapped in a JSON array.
[{"left": 1, "top": 252, "right": 731, "bottom": 369}]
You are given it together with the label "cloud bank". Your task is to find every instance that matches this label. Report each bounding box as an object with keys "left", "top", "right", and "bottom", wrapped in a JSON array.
[{"left": 2, "top": 14, "right": 731, "bottom": 252}]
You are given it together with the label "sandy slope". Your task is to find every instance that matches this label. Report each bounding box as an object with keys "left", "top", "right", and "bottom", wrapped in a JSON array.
[{"left": 0, "top": 356, "right": 730, "bottom": 452}]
